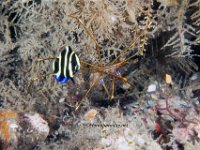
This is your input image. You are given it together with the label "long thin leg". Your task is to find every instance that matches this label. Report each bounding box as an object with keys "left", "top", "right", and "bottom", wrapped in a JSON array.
[
  {"left": 80, "top": 60, "right": 103, "bottom": 73},
  {"left": 111, "top": 76, "right": 115, "bottom": 100},
  {"left": 37, "top": 57, "right": 56, "bottom": 62},
  {"left": 28, "top": 72, "right": 53, "bottom": 93},
  {"left": 32, "top": 57, "right": 56, "bottom": 74},
  {"left": 110, "top": 0, "right": 152, "bottom": 65},
  {"left": 109, "top": 53, "right": 138, "bottom": 68},
  {"left": 68, "top": 15, "right": 103, "bottom": 66},
  {"left": 102, "top": 82, "right": 110, "bottom": 99},
  {"left": 75, "top": 76, "right": 100, "bottom": 111},
  {"left": 80, "top": 60, "right": 133, "bottom": 87},
  {"left": 80, "top": 61, "right": 111, "bottom": 100},
  {"left": 110, "top": 25, "right": 150, "bottom": 65},
  {"left": 28, "top": 57, "right": 56, "bottom": 93}
]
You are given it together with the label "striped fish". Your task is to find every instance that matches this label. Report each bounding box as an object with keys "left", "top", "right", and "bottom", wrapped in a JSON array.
[{"left": 52, "top": 46, "right": 80, "bottom": 83}]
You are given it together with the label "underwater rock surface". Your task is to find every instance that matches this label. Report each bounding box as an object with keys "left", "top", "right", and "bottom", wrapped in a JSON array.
[{"left": 0, "top": 0, "right": 200, "bottom": 149}]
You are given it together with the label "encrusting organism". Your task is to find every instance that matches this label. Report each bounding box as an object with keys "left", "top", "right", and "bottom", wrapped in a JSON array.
[
  {"left": 23, "top": 113, "right": 50, "bottom": 140},
  {"left": 0, "top": 110, "right": 18, "bottom": 150}
]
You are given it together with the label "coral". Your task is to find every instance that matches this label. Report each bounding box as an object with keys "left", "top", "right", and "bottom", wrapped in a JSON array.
[
  {"left": 23, "top": 113, "right": 49, "bottom": 140},
  {"left": 0, "top": 0, "right": 199, "bottom": 149},
  {"left": 94, "top": 108, "right": 161, "bottom": 150},
  {"left": 0, "top": 110, "right": 18, "bottom": 149},
  {"left": 156, "top": 0, "right": 200, "bottom": 57}
]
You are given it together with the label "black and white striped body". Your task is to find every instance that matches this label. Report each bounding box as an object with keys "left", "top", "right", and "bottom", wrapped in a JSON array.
[{"left": 52, "top": 46, "right": 80, "bottom": 83}]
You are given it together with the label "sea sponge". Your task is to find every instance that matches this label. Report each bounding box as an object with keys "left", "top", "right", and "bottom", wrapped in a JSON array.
[{"left": 0, "top": 110, "right": 18, "bottom": 148}]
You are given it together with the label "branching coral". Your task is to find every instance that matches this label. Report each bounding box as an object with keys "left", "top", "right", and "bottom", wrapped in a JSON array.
[{"left": 152, "top": 0, "right": 200, "bottom": 58}]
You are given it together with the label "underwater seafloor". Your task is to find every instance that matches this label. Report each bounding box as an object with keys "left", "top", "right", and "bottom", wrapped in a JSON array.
[{"left": 0, "top": 0, "right": 200, "bottom": 150}]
